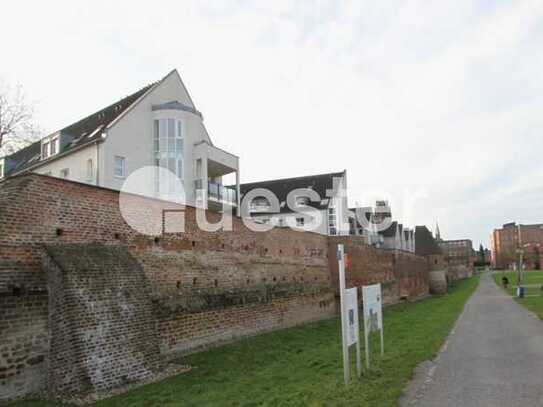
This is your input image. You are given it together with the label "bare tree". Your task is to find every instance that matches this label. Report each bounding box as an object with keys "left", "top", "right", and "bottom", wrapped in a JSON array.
[{"left": 0, "top": 80, "right": 41, "bottom": 156}]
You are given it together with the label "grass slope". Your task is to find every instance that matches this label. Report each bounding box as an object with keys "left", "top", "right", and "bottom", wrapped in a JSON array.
[
  {"left": 12, "top": 277, "right": 479, "bottom": 407},
  {"left": 492, "top": 270, "right": 543, "bottom": 320}
]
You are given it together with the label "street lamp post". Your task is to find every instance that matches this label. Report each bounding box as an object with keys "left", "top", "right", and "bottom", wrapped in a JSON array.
[
  {"left": 516, "top": 247, "right": 523, "bottom": 286},
  {"left": 516, "top": 224, "right": 524, "bottom": 297}
]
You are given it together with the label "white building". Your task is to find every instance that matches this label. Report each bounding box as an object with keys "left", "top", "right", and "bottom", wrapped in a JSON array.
[
  {"left": 348, "top": 206, "right": 383, "bottom": 245},
  {"left": 0, "top": 70, "right": 240, "bottom": 213},
  {"left": 379, "top": 221, "right": 415, "bottom": 252},
  {"left": 239, "top": 171, "right": 350, "bottom": 236},
  {"left": 347, "top": 200, "right": 415, "bottom": 252}
]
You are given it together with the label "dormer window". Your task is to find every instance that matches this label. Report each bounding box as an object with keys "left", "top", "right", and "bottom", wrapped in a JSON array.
[
  {"left": 41, "top": 136, "right": 60, "bottom": 159},
  {"left": 250, "top": 197, "right": 271, "bottom": 211},
  {"left": 296, "top": 196, "right": 310, "bottom": 206},
  {"left": 42, "top": 142, "right": 50, "bottom": 159},
  {"left": 50, "top": 137, "right": 58, "bottom": 155}
]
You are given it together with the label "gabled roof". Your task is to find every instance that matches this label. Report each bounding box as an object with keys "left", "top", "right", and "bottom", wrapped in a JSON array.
[
  {"left": 380, "top": 221, "right": 399, "bottom": 238},
  {"left": 239, "top": 171, "right": 345, "bottom": 214},
  {"left": 1, "top": 141, "right": 42, "bottom": 175},
  {"left": 415, "top": 225, "right": 443, "bottom": 256},
  {"left": 2, "top": 79, "right": 159, "bottom": 176},
  {"left": 348, "top": 207, "right": 372, "bottom": 228}
]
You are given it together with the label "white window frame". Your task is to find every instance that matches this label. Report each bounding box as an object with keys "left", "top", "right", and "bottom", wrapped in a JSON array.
[
  {"left": 114, "top": 156, "right": 125, "bottom": 178},
  {"left": 153, "top": 118, "right": 184, "bottom": 185},
  {"left": 0, "top": 162, "right": 4, "bottom": 178},
  {"left": 50, "top": 137, "right": 59, "bottom": 156},
  {"left": 86, "top": 159, "right": 94, "bottom": 182},
  {"left": 42, "top": 141, "right": 50, "bottom": 159}
]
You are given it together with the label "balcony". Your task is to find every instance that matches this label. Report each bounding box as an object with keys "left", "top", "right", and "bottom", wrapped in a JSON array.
[
  {"left": 194, "top": 179, "right": 238, "bottom": 208},
  {"left": 207, "top": 181, "right": 237, "bottom": 205},
  {"left": 193, "top": 140, "right": 240, "bottom": 214}
]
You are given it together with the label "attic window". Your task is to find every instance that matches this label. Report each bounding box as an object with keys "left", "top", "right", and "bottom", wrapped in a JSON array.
[
  {"left": 41, "top": 137, "right": 59, "bottom": 159},
  {"left": 42, "top": 141, "right": 50, "bottom": 158},
  {"left": 296, "top": 197, "right": 310, "bottom": 206},
  {"left": 250, "top": 197, "right": 271, "bottom": 211}
]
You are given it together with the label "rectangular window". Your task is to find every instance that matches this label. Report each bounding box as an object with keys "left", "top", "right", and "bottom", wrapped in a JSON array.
[
  {"left": 167, "top": 118, "right": 175, "bottom": 151},
  {"left": 159, "top": 120, "right": 167, "bottom": 152},
  {"left": 50, "top": 138, "right": 58, "bottom": 155},
  {"left": 60, "top": 168, "right": 69, "bottom": 178},
  {"left": 87, "top": 159, "right": 94, "bottom": 181},
  {"left": 114, "top": 156, "right": 125, "bottom": 178},
  {"left": 176, "top": 121, "right": 183, "bottom": 152},
  {"left": 296, "top": 217, "right": 305, "bottom": 227},
  {"left": 153, "top": 120, "right": 160, "bottom": 152},
  {"left": 154, "top": 118, "right": 183, "bottom": 183},
  {"left": 42, "top": 142, "right": 50, "bottom": 158},
  {"left": 177, "top": 120, "right": 183, "bottom": 138},
  {"left": 0, "top": 163, "right": 3, "bottom": 178},
  {"left": 177, "top": 158, "right": 183, "bottom": 179}
]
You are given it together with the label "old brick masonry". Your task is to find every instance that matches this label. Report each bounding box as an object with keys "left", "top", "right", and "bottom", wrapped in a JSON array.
[{"left": 1, "top": 174, "right": 430, "bottom": 403}]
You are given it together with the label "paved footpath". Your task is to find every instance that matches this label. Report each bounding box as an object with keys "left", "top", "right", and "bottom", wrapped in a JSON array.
[{"left": 401, "top": 273, "right": 543, "bottom": 407}]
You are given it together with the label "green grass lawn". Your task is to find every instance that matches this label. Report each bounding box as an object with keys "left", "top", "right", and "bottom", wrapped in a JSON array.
[
  {"left": 12, "top": 277, "right": 479, "bottom": 407},
  {"left": 492, "top": 270, "right": 543, "bottom": 320}
]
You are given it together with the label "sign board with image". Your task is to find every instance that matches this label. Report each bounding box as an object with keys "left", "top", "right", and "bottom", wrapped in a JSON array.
[
  {"left": 362, "top": 284, "right": 383, "bottom": 332},
  {"left": 362, "top": 283, "right": 384, "bottom": 368},
  {"left": 344, "top": 287, "right": 359, "bottom": 346},
  {"left": 337, "top": 244, "right": 361, "bottom": 384}
]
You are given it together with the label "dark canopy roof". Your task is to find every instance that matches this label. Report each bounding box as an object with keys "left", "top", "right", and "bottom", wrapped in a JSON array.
[
  {"left": 379, "top": 221, "right": 400, "bottom": 238},
  {"left": 239, "top": 171, "right": 345, "bottom": 214}
]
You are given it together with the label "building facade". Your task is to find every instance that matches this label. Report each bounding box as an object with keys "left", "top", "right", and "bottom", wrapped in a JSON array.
[
  {"left": 239, "top": 171, "right": 349, "bottom": 236},
  {"left": 353, "top": 200, "right": 415, "bottom": 252},
  {"left": 0, "top": 70, "right": 240, "bottom": 213},
  {"left": 490, "top": 222, "right": 543, "bottom": 269}
]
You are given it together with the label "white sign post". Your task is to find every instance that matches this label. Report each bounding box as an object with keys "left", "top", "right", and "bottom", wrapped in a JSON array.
[
  {"left": 362, "top": 283, "right": 384, "bottom": 369},
  {"left": 337, "top": 244, "right": 361, "bottom": 384}
]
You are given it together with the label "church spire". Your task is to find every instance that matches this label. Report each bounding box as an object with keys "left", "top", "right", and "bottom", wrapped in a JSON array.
[{"left": 435, "top": 222, "right": 441, "bottom": 241}]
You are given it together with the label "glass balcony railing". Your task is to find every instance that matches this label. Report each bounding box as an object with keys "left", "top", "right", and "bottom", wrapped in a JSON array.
[{"left": 198, "top": 180, "right": 237, "bottom": 205}]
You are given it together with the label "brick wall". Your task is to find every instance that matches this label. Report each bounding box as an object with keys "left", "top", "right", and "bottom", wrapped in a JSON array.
[
  {"left": 44, "top": 244, "right": 160, "bottom": 402},
  {"left": 0, "top": 174, "right": 429, "bottom": 403},
  {"left": 0, "top": 293, "right": 48, "bottom": 401},
  {"left": 328, "top": 236, "right": 429, "bottom": 305}
]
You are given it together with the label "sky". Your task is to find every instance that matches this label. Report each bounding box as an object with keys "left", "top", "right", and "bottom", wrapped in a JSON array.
[{"left": 1, "top": 0, "right": 543, "bottom": 247}]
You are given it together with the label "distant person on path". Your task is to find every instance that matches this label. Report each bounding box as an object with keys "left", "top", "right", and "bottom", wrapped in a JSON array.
[{"left": 502, "top": 276, "right": 509, "bottom": 289}]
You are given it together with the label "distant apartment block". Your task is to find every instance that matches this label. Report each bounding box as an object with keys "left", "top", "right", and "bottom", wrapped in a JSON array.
[
  {"left": 490, "top": 222, "right": 543, "bottom": 269},
  {"left": 0, "top": 70, "right": 240, "bottom": 213},
  {"left": 438, "top": 239, "right": 474, "bottom": 268}
]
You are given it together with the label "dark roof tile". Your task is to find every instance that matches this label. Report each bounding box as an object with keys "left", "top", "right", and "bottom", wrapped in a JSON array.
[
  {"left": 239, "top": 171, "right": 345, "bottom": 214},
  {"left": 3, "top": 82, "right": 156, "bottom": 176}
]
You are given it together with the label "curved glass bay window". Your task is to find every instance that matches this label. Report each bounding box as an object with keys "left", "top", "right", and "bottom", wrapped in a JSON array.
[{"left": 153, "top": 119, "right": 184, "bottom": 195}]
